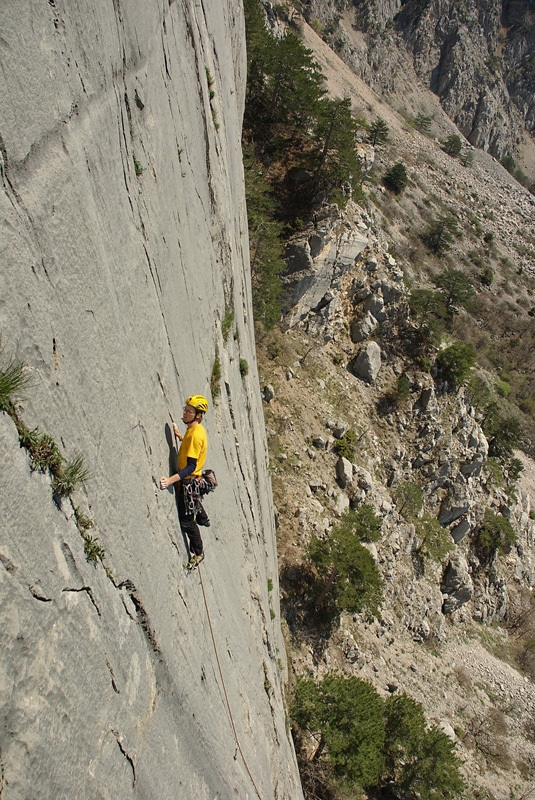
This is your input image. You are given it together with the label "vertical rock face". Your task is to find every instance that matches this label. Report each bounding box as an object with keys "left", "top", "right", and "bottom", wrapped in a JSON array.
[{"left": 0, "top": 2, "right": 303, "bottom": 799}]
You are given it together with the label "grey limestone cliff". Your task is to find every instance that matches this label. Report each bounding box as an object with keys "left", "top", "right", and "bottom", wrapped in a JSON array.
[{"left": 0, "top": 1, "right": 303, "bottom": 798}]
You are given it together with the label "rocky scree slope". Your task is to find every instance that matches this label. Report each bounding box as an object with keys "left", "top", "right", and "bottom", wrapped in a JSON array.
[
  {"left": 258, "top": 13, "right": 535, "bottom": 800},
  {"left": 301, "top": 0, "right": 535, "bottom": 178},
  {"left": 0, "top": 2, "right": 303, "bottom": 799}
]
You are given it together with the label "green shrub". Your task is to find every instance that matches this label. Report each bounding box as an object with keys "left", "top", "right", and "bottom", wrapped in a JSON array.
[
  {"left": 133, "top": 157, "right": 144, "bottom": 176},
  {"left": 436, "top": 341, "right": 477, "bottom": 387},
  {"left": 443, "top": 134, "right": 463, "bottom": 157},
  {"left": 239, "top": 358, "right": 249, "bottom": 377},
  {"left": 333, "top": 429, "right": 358, "bottom": 460},
  {"left": 210, "top": 356, "right": 221, "bottom": 398},
  {"left": 480, "top": 266, "right": 494, "bottom": 286},
  {"left": 477, "top": 508, "right": 517, "bottom": 553},
  {"left": 424, "top": 217, "right": 462, "bottom": 255},
  {"left": 415, "top": 514, "right": 453, "bottom": 561},
  {"left": 383, "top": 162, "right": 408, "bottom": 193},
  {"left": 221, "top": 308, "right": 234, "bottom": 341},
  {"left": 308, "top": 511, "right": 383, "bottom": 619},
  {"left": 292, "top": 675, "right": 385, "bottom": 791},
  {"left": 383, "top": 693, "right": 465, "bottom": 800},
  {"left": 83, "top": 534, "right": 106, "bottom": 564},
  {"left": 291, "top": 679, "right": 464, "bottom": 800},
  {"left": 394, "top": 481, "right": 423, "bottom": 520}
]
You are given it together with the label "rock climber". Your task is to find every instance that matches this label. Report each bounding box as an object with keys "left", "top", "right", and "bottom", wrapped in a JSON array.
[{"left": 160, "top": 394, "right": 209, "bottom": 569}]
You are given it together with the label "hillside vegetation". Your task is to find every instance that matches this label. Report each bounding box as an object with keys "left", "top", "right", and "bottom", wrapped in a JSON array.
[{"left": 244, "top": 2, "right": 535, "bottom": 799}]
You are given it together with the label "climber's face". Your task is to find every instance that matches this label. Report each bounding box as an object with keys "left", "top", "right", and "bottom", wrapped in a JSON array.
[{"left": 182, "top": 404, "right": 197, "bottom": 424}]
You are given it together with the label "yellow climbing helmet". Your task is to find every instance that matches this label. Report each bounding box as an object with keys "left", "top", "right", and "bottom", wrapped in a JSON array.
[{"left": 186, "top": 394, "right": 209, "bottom": 413}]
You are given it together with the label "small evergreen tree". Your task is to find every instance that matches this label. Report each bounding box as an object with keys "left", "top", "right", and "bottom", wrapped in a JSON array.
[
  {"left": 409, "top": 289, "right": 448, "bottom": 347},
  {"left": 431, "top": 268, "right": 474, "bottom": 313},
  {"left": 310, "top": 96, "right": 362, "bottom": 192},
  {"left": 308, "top": 511, "right": 383, "bottom": 619},
  {"left": 414, "top": 112, "right": 432, "bottom": 133},
  {"left": 484, "top": 414, "right": 523, "bottom": 460},
  {"left": 394, "top": 481, "right": 423, "bottom": 520},
  {"left": 383, "top": 161, "right": 408, "bottom": 193},
  {"left": 243, "top": 146, "right": 285, "bottom": 328},
  {"left": 443, "top": 133, "right": 463, "bottom": 157},
  {"left": 292, "top": 675, "right": 385, "bottom": 792},
  {"left": 368, "top": 117, "right": 389, "bottom": 146},
  {"left": 436, "top": 342, "right": 477, "bottom": 387},
  {"left": 477, "top": 508, "right": 517, "bottom": 554},
  {"left": 383, "top": 694, "right": 465, "bottom": 800},
  {"left": 424, "top": 216, "right": 461, "bottom": 254}
]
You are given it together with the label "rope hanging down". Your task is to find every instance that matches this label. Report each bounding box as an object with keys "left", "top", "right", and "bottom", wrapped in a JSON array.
[{"left": 197, "top": 566, "right": 264, "bottom": 800}]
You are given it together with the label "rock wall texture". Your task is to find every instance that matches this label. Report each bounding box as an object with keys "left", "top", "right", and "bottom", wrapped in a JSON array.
[{"left": 0, "top": 2, "right": 303, "bottom": 798}]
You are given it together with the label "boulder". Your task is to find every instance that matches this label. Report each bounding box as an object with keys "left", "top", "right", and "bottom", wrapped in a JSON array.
[
  {"left": 336, "top": 456, "right": 354, "bottom": 488},
  {"left": 441, "top": 554, "right": 473, "bottom": 613},
  {"left": 350, "top": 342, "right": 382, "bottom": 384}
]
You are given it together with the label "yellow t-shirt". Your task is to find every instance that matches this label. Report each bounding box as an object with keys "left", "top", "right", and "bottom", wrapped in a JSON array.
[{"left": 178, "top": 423, "right": 207, "bottom": 478}]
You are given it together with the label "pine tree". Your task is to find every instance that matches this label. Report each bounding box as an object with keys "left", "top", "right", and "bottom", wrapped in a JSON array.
[
  {"left": 292, "top": 675, "right": 385, "bottom": 791},
  {"left": 368, "top": 116, "right": 389, "bottom": 146},
  {"left": 383, "top": 694, "right": 465, "bottom": 800},
  {"left": 309, "top": 96, "right": 361, "bottom": 192},
  {"left": 432, "top": 268, "right": 474, "bottom": 312},
  {"left": 243, "top": 146, "right": 285, "bottom": 328}
]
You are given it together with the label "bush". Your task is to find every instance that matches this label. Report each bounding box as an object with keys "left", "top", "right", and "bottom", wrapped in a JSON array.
[
  {"left": 415, "top": 514, "right": 453, "bottom": 562},
  {"left": 443, "top": 134, "right": 463, "bottom": 157},
  {"left": 424, "top": 216, "right": 461, "bottom": 255},
  {"left": 210, "top": 356, "right": 221, "bottom": 398},
  {"left": 436, "top": 342, "right": 477, "bottom": 387},
  {"left": 394, "top": 481, "right": 423, "bottom": 520},
  {"left": 383, "top": 693, "right": 465, "bottom": 800},
  {"left": 308, "top": 511, "right": 383, "bottom": 619},
  {"left": 333, "top": 429, "right": 358, "bottom": 460},
  {"left": 239, "top": 358, "right": 249, "bottom": 377},
  {"left": 291, "top": 680, "right": 464, "bottom": 800},
  {"left": 477, "top": 508, "right": 517, "bottom": 554},
  {"left": 383, "top": 162, "right": 408, "bottom": 193}
]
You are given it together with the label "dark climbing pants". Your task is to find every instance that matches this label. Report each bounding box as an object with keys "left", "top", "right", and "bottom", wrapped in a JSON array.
[{"left": 177, "top": 483, "right": 204, "bottom": 556}]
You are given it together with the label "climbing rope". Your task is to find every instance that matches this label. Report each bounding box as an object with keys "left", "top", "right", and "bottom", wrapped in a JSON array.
[{"left": 197, "top": 566, "right": 264, "bottom": 800}]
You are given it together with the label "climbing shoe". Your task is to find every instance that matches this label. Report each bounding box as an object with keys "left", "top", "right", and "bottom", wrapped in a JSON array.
[{"left": 187, "top": 553, "right": 205, "bottom": 570}]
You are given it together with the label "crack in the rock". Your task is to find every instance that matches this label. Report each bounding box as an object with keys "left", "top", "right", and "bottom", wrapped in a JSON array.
[{"left": 62, "top": 586, "right": 101, "bottom": 616}]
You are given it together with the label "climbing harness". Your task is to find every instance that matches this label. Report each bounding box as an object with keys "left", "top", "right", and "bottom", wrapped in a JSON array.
[{"left": 197, "top": 566, "right": 263, "bottom": 800}]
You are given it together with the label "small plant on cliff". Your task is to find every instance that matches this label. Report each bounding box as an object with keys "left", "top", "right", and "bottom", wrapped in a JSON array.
[
  {"left": 0, "top": 342, "right": 30, "bottom": 411},
  {"left": 239, "top": 358, "right": 249, "bottom": 377},
  {"left": 210, "top": 356, "right": 221, "bottom": 398},
  {"left": 133, "top": 157, "right": 144, "bottom": 176},
  {"left": 221, "top": 307, "right": 234, "bottom": 341},
  {"left": 477, "top": 507, "right": 517, "bottom": 555},
  {"left": 333, "top": 429, "right": 358, "bottom": 460},
  {"left": 52, "top": 452, "right": 90, "bottom": 498}
]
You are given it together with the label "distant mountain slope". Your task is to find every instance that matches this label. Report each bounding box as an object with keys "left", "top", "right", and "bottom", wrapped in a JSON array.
[{"left": 301, "top": 0, "right": 535, "bottom": 180}]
